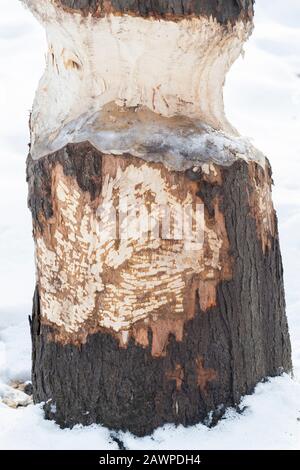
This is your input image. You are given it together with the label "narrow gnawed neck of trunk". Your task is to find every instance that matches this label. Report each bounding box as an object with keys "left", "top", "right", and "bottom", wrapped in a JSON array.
[{"left": 22, "top": 0, "right": 256, "bottom": 167}]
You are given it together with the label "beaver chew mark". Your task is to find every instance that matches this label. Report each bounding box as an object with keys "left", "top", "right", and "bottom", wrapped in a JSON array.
[
  {"left": 27, "top": 142, "right": 102, "bottom": 231},
  {"left": 248, "top": 161, "right": 276, "bottom": 253},
  {"left": 30, "top": 157, "right": 292, "bottom": 436},
  {"left": 22, "top": 0, "right": 255, "bottom": 161},
  {"left": 28, "top": 146, "right": 233, "bottom": 356}
]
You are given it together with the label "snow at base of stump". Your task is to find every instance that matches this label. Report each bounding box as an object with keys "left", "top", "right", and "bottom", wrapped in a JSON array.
[{"left": 0, "top": 313, "right": 300, "bottom": 450}]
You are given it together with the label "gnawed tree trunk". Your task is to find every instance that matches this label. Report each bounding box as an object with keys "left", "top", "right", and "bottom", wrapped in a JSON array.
[{"left": 23, "top": 0, "right": 291, "bottom": 436}]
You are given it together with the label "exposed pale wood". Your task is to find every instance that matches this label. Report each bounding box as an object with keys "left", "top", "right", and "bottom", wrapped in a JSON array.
[
  {"left": 28, "top": 145, "right": 292, "bottom": 436},
  {"left": 24, "top": 0, "right": 292, "bottom": 436}
]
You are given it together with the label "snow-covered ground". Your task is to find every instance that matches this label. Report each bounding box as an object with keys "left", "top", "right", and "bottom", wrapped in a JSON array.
[{"left": 0, "top": 0, "right": 299, "bottom": 450}]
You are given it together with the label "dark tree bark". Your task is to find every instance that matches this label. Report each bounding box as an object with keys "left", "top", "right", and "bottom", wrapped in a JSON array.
[
  {"left": 22, "top": 0, "right": 292, "bottom": 436},
  {"left": 27, "top": 145, "right": 291, "bottom": 436},
  {"left": 57, "top": 0, "right": 254, "bottom": 23}
]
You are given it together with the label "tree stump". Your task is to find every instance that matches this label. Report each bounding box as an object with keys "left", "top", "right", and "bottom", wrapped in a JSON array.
[{"left": 23, "top": 0, "right": 292, "bottom": 436}]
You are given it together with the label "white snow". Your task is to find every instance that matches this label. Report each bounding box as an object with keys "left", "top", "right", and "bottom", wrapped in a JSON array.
[{"left": 0, "top": 0, "right": 300, "bottom": 450}]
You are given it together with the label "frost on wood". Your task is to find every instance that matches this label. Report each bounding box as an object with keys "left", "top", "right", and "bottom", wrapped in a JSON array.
[{"left": 21, "top": 0, "right": 262, "bottom": 167}]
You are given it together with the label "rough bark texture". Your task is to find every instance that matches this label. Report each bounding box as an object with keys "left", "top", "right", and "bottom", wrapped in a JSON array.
[
  {"left": 57, "top": 0, "right": 254, "bottom": 23},
  {"left": 24, "top": 0, "right": 290, "bottom": 438},
  {"left": 28, "top": 143, "right": 292, "bottom": 436},
  {"left": 27, "top": 142, "right": 102, "bottom": 231}
]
